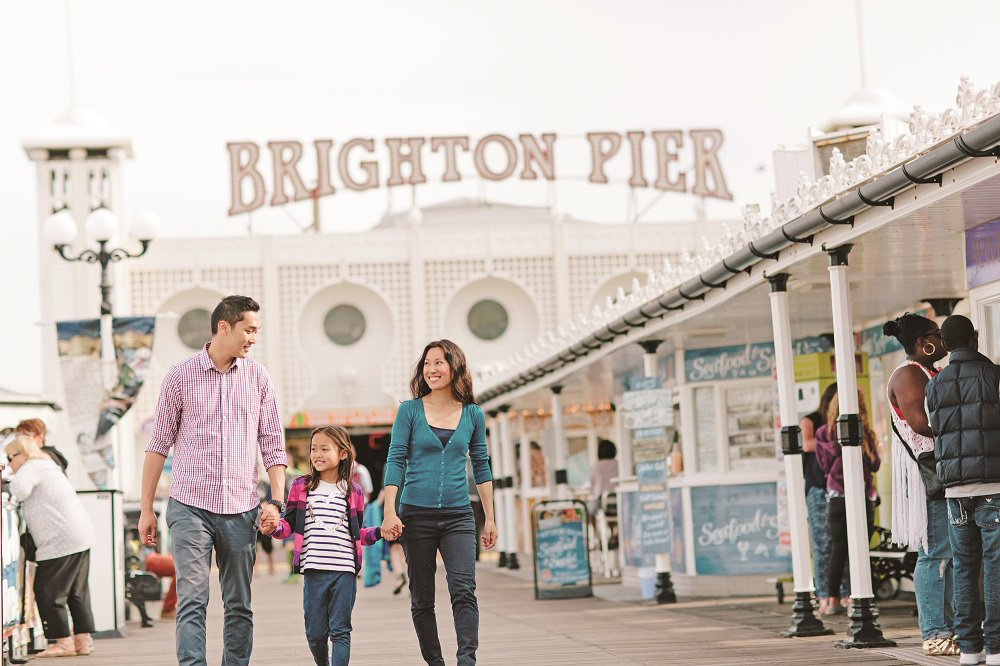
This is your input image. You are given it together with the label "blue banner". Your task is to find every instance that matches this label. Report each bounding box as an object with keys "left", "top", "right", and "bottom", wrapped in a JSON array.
[
  {"left": 684, "top": 336, "right": 832, "bottom": 384},
  {"left": 534, "top": 507, "right": 589, "bottom": 585},
  {"left": 691, "top": 482, "right": 790, "bottom": 575}
]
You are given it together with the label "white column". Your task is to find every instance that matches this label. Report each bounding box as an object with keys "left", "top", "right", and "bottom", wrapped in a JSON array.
[
  {"left": 518, "top": 411, "right": 533, "bottom": 556},
  {"left": 499, "top": 407, "right": 520, "bottom": 566},
  {"left": 768, "top": 278, "right": 814, "bottom": 596},
  {"left": 550, "top": 386, "right": 569, "bottom": 499},
  {"left": 827, "top": 249, "right": 873, "bottom": 601},
  {"left": 487, "top": 412, "right": 509, "bottom": 557}
]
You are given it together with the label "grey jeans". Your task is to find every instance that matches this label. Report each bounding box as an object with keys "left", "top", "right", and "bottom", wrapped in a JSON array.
[{"left": 166, "top": 498, "right": 258, "bottom": 666}]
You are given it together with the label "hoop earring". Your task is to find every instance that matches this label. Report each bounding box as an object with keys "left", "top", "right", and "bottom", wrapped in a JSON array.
[{"left": 923, "top": 342, "right": 936, "bottom": 356}]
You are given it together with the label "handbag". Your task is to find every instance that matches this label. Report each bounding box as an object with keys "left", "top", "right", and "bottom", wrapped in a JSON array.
[{"left": 890, "top": 419, "right": 945, "bottom": 500}]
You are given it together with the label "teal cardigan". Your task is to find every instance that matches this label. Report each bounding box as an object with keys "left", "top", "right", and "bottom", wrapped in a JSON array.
[{"left": 384, "top": 399, "right": 492, "bottom": 508}]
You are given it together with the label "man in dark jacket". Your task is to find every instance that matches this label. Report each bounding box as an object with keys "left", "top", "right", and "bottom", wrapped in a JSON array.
[{"left": 925, "top": 314, "right": 1000, "bottom": 665}]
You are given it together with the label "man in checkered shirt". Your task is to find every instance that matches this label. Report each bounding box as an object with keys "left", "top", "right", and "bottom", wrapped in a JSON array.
[{"left": 138, "top": 295, "right": 288, "bottom": 666}]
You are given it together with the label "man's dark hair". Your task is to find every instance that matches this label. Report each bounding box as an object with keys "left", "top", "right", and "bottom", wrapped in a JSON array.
[
  {"left": 941, "top": 314, "right": 976, "bottom": 351},
  {"left": 211, "top": 295, "right": 260, "bottom": 334},
  {"left": 597, "top": 439, "right": 617, "bottom": 460}
]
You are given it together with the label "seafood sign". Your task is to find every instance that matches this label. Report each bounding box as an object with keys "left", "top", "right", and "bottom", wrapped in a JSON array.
[
  {"left": 691, "top": 483, "right": 790, "bottom": 575},
  {"left": 684, "top": 337, "right": 832, "bottom": 383},
  {"left": 533, "top": 504, "right": 590, "bottom": 591}
]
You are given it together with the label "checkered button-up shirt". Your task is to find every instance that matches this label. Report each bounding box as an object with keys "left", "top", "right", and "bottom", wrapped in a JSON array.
[{"left": 147, "top": 344, "right": 287, "bottom": 514}]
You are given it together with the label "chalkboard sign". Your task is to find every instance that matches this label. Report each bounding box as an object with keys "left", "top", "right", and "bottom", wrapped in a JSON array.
[
  {"left": 532, "top": 500, "right": 592, "bottom": 600},
  {"left": 690, "top": 482, "right": 790, "bottom": 575}
]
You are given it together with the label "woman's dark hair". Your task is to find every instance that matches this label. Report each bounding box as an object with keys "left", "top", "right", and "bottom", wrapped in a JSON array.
[
  {"left": 882, "top": 313, "right": 936, "bottom": 355},
  {"left": 304, "top": 425, "right": 355, "bottom": 493},
  {"left": 597, "top": 439, "right": 617, "bottom": 460},
  {"left": 817, "top": 383, "right": 837, "bottom": 424},
  {"left": 409, "top": 339, "right": 476, "bottom": 405}
]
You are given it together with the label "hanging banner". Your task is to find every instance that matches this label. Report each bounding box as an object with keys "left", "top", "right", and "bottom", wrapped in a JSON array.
[
  {"left": 684, "top": 336, "right": 832, "bottom": 384},
  {"left": 56, "top": 320, "right": 107, "bottom": 486},
  {"left": 57, "top": 317, "right": 156, "bottom": 488},
  {"left": 92, "top": 317, "right": 157, "bottom": 484}
]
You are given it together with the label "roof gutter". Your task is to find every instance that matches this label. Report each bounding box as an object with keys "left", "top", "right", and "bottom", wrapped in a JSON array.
[{"left": 479, "top": 115, "right": 1000, "bottom": 404}]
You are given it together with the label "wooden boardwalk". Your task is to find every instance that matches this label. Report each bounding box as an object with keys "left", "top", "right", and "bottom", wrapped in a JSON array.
[{"left": 52, "top": 562, "right": 954, "bottom": 665}]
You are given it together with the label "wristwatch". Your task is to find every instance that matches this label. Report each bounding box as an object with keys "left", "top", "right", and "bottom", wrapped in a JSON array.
[{"left": 266, "top": 499, "right": 285, "bottom": 513}]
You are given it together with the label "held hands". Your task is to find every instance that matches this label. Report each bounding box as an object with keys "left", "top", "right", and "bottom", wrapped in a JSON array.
[
  {"left": 259, "top": 503, "right": 280, "bottom": 535},
  {"left": 138, "top": 508, "right": 158, "bottom": 548},
  {"left": 482, "top": 519, "right": 498, "bottom": 550},
  {"left": 381, "top": 513, "right": 404, "bottom": 541}
]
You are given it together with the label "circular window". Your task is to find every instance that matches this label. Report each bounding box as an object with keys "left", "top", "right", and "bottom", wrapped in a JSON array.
[
  {"left": 324, "top": 305, "right": 366, "bottom": 346},
  {"left": 177, "top": 308, "right": 211, "bottom": 351},
  {"left": 467, "top": 299, "right": 508, "bottom": 341}
]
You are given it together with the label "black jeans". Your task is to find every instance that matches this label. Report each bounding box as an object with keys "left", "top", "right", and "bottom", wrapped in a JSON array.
[
  {"left": 826, "top": 495, "right": 876, "bottom": 598},
  {"left": 34, "top": 550, "right": 95, "bottom": 639},
  {"left": 401, "top": 505, "right": 479, "bottom": 666}
]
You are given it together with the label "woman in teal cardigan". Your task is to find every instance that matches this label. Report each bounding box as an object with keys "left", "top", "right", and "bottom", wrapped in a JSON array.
[{"left": 381, "top": 339, "right": 497, "bottom": 666}]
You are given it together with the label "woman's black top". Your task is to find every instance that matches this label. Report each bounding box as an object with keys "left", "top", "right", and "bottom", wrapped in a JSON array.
[{"left": 803, "top": 411, "right": 827, "bottom": 493}]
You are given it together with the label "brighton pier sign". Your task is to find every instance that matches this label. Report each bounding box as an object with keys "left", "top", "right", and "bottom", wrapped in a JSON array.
[{"left": 227, "top": 130, "right": 732, "bottom": 216}]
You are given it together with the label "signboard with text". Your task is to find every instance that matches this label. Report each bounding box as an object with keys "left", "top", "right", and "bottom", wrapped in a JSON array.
[{"left": 532, "top": 501, "right": 592, "bottom": 600}]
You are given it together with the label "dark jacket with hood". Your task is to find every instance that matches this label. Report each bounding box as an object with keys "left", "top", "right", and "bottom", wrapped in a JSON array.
[{"left": 925, "top": 348, "right": 1000, "bottom": 487}]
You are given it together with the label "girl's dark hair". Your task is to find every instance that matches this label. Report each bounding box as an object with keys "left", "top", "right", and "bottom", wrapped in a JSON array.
[
  {"left": 409, "top": 339, "right": 476, "bottom": 405},
  {"left": 882, "top": 313, "right": 936, "bottom": 355},
  {"left": 597, "top": 439, "right": 617, "bottom": 460},
  {"left": 304, "top": 425, "right": 355, "bottom": 493},
  {"left": 817, "top": 383, "right": 838, "bottom": 424}
]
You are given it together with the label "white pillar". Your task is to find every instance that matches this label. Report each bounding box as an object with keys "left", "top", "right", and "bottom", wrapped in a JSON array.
[
  {"left": 518, "top": 411, "right": 533, "bottom": 556},
  {"left": 499, "top": 407, "right": 520, "bottom": 568},
  {"left": 487, "top": 412, "right": 509, "bottom": 559},
  {"left": 768, "top": 274, "right": 831, "bottom": 636},
  {"left": 826, "top": 245, "right": 894, "bottom": 647},
  {"left": 550, "top": 386, "right": 569, "bottom": 499}
]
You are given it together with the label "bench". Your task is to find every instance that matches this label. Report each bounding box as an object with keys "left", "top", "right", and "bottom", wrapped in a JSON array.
[{"left": 768, "top": 527, "right": 916, "bottom": 604}]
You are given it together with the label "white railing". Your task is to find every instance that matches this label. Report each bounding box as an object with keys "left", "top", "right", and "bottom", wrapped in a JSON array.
[{"left": 477, "top": 75, "right": 1000, "bottom": 394}]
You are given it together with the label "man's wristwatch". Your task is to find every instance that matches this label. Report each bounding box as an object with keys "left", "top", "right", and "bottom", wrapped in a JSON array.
[{"left": 266, "top": 499, "right": 285, "bottom": 513}]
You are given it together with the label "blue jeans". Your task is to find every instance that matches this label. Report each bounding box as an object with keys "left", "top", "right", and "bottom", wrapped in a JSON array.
[
  {"left": 915, "top": 497, "right": 954, "bottom": 640},
  {"left": 401, "top": 506, "right": 479, "bottom": 666},
  {"left": 166, "top": 498, "right": 258, "bottom": 666},
  {"left": 948, "top": 494, "right": 1000, "bottom": 655},
  {"left": 303, "top": 570, "right": 357, "bottom": 666},
  {"left": 805, "top": 487, "right": 849, "bottom": 599}
]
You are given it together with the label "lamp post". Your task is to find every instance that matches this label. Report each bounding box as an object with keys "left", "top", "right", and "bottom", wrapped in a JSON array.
[{"left": 44, "top": 206, "right": 158, "bottom": 491}]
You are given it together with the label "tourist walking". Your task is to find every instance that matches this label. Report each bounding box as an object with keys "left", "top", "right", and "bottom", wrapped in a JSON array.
[
  {"left": 381, "top": 339, "right": 497, "bottom": 666},
  {"left": 815, "top": 390, "right": 881, "bottom": 616},
  {"left": 137, "top": 295, "right": 288, "bottom": 666},
  {"left": 4, "top": 434, "right": 95, "bottom": 657},
  {"left": 268, "top": 425, "right": 382, "bottom": 665},
  {"left": 925, "top": 315, "right": 1000, "bottom": 665},
  {"left": 883, "top": 313, "right": 957, "bottom": 656}
]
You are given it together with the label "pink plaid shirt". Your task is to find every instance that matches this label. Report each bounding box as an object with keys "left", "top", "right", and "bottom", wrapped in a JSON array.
[{"left": 147, "top": 344, "right": 287, "bottom": 514}]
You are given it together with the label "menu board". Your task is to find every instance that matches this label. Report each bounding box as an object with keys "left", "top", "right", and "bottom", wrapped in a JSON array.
[
  {"left": 725, "top": 385, "right": 775, "bottom": 469},
  {"left": 2, "top": 499, "right": 21, "bottom": 631},
  {"left": 693, "top": 386, "right": 718, "bottom": 472},
  {"left": 691, "top": 482, "right": 790, "bottom": 575},
  {"left": 532, "top": 501, "right": 592, "bottom": 599}
]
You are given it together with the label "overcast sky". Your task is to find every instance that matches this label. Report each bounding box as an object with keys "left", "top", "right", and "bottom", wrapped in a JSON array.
[{"left": 2, "top": 0, "right": 999, "bottom": 394}]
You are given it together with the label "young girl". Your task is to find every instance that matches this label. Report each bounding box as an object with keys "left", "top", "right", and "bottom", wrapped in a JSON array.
[{"left": 270, "top": 426, "right": 381, "bottom": 666}]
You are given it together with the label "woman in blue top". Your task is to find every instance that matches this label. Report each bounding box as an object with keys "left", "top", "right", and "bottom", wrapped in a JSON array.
[{"left": 381, "top": 339, "right": 497, "bottom": 666}]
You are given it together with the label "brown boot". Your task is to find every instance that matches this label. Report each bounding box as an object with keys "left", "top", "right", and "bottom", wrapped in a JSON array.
[{"left": 72, "top": 633, "right": 94, "bottom": 656}]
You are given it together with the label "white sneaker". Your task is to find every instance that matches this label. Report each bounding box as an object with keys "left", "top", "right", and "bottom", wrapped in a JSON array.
[
  {"left": 960, "top": 652, "right": 985, "bottom": 665},
  {"left": 984, "top": 653, "right": 1000, "bottom": 666}
]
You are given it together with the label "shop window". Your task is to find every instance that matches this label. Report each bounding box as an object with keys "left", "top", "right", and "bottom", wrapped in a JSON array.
[
  {"left": 693, "top": 386, "right": 718, "bottom": 472},
  {"left": 177, "top": 308, "right": 211, "bottom": 351},
  {"left": 467, "top": 299, "right": 508, "bottom": 341},
  {"left": 324, "top": 304, "right": 366, "bottom": 346},
  {"left": 725, "top": 385, "right": 776, "bottom": 470}
]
